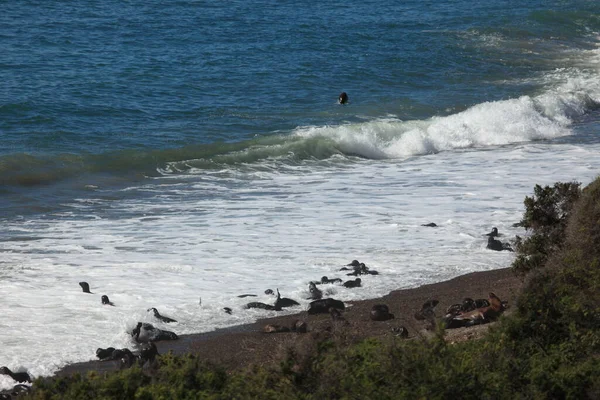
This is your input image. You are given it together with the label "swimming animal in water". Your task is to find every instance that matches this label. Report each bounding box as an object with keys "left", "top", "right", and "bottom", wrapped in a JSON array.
[
  {"left": 308, "top": 282, "right": 323, "bottom": 300},
  {"left": 223, "top": 307, "right": 233, "bottom": 314},
  {"left": 245, "top": 301, "right": 280, "bottom": 311},
  {"left": 338, "top": 92, "right": 349, "bottom": 104},
  {"left": 132, "top": 322, "right": 178, "bottom": 342},
  {"left": 370, "top": 304, "right": 394, "bottom": 321},
  {"left": 308, "top": 298, "right": 345, "bottom": 314},
  {"left": 148, "top": 307, "right": 177, "bottom": 323},
  {"left": 317, "top": 276, "right": 342, "bottom": 285},
  {"left": 79, "top": 281, "right": 93, "bottom": 293},
  {"left": 421, "top": 222, "right": 437, "bottom": 227},
  {"left": 343, "top": 278, "right": 362, "bottom": 288},
  {"left": 237, "top": 294, "right": 257, "bottom": 298},
  {"left": 0, "top": 367, "right": 32, "bottom": 383},
  {"left": 274, "top": 289, "right": 300, "bottom": 308},
  {"left": 485, "top": 227, "right": 500, "bottom": 237},
  {"left": 101, "top": 295, "right": 114, "bottom": 306},
  {"left": 486, "top": 236, "right": 513, "bottom": 252}
]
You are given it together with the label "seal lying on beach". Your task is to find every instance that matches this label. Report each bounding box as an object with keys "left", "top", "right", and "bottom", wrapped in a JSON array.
[
  {"left": 308, "top": 298, "right": 345, "bottom": 314},
  {"left": 414, "top": 299, "right": 439, "bottom": 321},
  {"left": 486, "top": 236, "right": 513, "bottom": 251},
  {"left": 101, "top": 295, "right": 114, "bottom": 306},
  {"left": 370, "top": 304, "right": 394, "bottom": 321},
  {"left": 96, "top": 347, "right": 116, "bottom": 360},
  {"left": 0, "top": 367, "right": 32, "bottom": 383},
  {"left": 79, "top": 281, "right": 93, "bottom": 293},
  {"left": 132, "top": 322, "right": 178, "bottom": 343},
  {"left": 148, "top": 307, "right": 177, "bottom": 323},
  {"left": 343, "top": 278, "right": 362, "bottom": 288},
  {"left": 443, "top": 292, "right": 506, "bottom": 329},
  {"left": 392, "top": 326, "right": 409, "bottom": 338}
]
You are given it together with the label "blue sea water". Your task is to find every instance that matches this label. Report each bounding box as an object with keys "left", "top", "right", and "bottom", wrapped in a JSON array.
[{"left": 1, "top": 0, "right": 600, "bottom": 383}]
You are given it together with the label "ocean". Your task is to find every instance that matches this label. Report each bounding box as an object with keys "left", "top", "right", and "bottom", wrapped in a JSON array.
[{"left": 1, "top": 0, "right": 600, "bottom": 385}]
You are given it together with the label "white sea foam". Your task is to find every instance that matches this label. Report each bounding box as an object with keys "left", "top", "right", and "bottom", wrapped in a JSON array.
[{"left": 1, "top": 138, "right": 600, "bottom": 387}]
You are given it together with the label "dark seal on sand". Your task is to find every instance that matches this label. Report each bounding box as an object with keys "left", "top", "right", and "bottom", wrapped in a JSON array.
[
  {"left": 132, "top": 322, "right": 178, "bottom": 343},
  {"left": 148, "top": 307, "right": 177, "bottom": 323},
  {"left": 308, "top": 298, "right": 345, "bottom": 314},
  {"left": 370, "top": 304, "right": 395, "bottom": 321},
  {"left": 96, "top": 347, "right": 116, "bottom": 360},
  {"left": 0, "top": 367, "right": 32, "bottom": 383},
  {"left": 79, "top": 281, "right": 93, "bottom": 293}
]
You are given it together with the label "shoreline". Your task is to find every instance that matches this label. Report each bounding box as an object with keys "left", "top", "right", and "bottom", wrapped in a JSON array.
[{"left": 56, "top": 266, "right": 523, "bottom": 378}]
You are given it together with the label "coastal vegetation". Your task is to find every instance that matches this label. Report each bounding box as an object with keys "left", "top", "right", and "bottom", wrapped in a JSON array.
[{"left": 23, "top": 177, "right": 600, "bottom": 399}]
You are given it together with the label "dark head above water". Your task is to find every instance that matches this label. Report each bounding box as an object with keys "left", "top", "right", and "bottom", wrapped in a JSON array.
[
  {"left": 101, "top": 295, "right": 114, "bottom": 306},
  {"left": 485, "top": 227, "right": 499, "bottom": 237},
  {"left": 338, "top": 92, "right": 349, "bottom": 104}
]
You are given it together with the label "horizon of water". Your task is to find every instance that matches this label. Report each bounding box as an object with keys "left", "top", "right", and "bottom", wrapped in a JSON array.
[{"left": 1, "top": 0, "right": 600, "bottom": 387}]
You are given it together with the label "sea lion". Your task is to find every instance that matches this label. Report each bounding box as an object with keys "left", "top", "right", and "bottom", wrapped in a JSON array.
[
  {"left": 308, "top": 282, "right": 323, "bottom": 300},
  {"left": 79, "top": 281, "right": 93, "bottom": 294},
  {"left": 291, "top": 320, "right": 308, "bottom": 333},
  {"left": 421, "top": 222, "right": 437, "bottom": 227},
  {"left": 392, "top": 326, "right": 409, "bottom": 338},
  {"left": 148, "top": 307, "right": 177, "bottom": 323},
  {"left": 237, "top": 294, "right": 257, "bottom": 298},
  {"left": 308, "top": 298, "right": 345, "bottom": 314},
  {"left": 487, "top": 236, "right": 513, "bottom": 252},
  {"left": 96, "top": 347, "right": 116, "bottom": 360},
  {"left": 139, "top": 342, "right": 159, "bottom": 363},
  {"left": 444, "top": 292, "right": 506, "bottom": 329},
  {"left": 329, "top": 307, "right": 349, "bottom": 325},
  {"left": 343, "top": 278, "right": 362, "bottom": 288},
  {"left": 338, "top": 92, "right": 349, "bottom": 104},
  {"left": 274, "top": 289, "right": 300, "bottom": 308},
  {"left": 0, "top": 367, "right": 31, "bottom": 383},
  {"left": 132, "top": 322, "right": 178, "bottom": 343},
  {"left": 414, "top": 299, "right": 439, "bottom": 324},
  {"left": 264, "top": 289, "right": 275, "bottom": 296},
  {"left": 245, "top": 302, "right": 280, "bottom": 311},
  {"left": 347, "top": 263, "right": 379, "bottom": 276},
  {"left": 370, "top": 304, "right": 394, "bottom": 321},
  {"left": 223, "top": 307, "right": 233, "bottom": 314},
  {"left": 485, "top": 227, "right": 499, "bottom": 237},
  {"left": 101, "top": 295, "right": 114, "bottom": 306},
  {"left": 474, "top": 298, "right": 491, "bottom": 308},
  {"left": 319, "top": 276, "right": 342, "bottom": 284}
]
